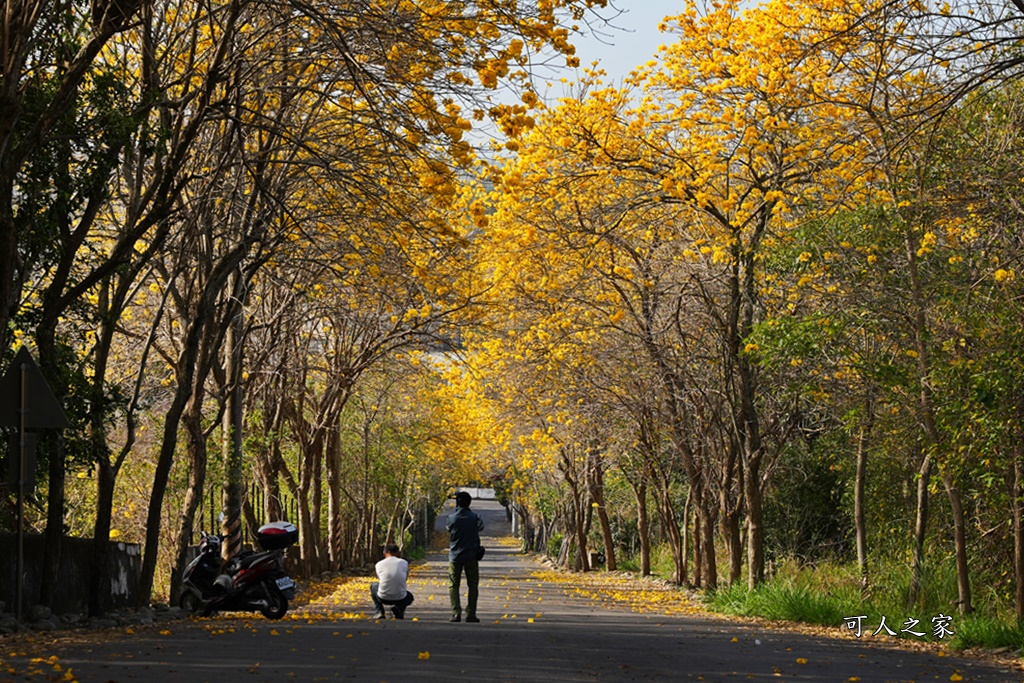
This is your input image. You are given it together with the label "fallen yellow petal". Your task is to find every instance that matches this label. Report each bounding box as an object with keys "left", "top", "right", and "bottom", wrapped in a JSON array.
[{"left": 418, "top": 651, "right": 430, "bottom": 660}]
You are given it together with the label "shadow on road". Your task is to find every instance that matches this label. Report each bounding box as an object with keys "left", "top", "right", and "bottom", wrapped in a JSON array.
[{"left": 3, "top": 499, "right": 1020, "bottom": 682}]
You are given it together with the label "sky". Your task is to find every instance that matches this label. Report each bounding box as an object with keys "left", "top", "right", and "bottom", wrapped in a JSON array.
[
  {"left": 472, "top": 4, "right": 684, "bottom": 142},
  {"left": 566, "top": 3, "right": 681, "bottom": 85}
]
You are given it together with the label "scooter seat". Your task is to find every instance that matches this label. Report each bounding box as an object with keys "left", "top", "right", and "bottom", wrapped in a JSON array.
[{"left": 235, "top": 549, "right": 277, "bottom": 569}]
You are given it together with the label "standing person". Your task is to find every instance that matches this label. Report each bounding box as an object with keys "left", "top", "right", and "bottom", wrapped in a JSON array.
[
  {"left": 447, "top": 490, "right": 484, "bottom": 622},
  {"left": 370, "top": 544, "right": 414, "bottom": 619}
]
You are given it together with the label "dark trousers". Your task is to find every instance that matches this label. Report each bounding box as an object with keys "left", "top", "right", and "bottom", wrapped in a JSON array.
[
  {"left": 448, "top": 559, "right": 479, "bottom": 617},
  {"left": 370, "top": 582, "right": 414, "bottom": 616}
]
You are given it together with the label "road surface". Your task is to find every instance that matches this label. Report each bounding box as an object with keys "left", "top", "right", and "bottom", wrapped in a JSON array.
[{"left": 1, "top": 500, "right": 1020, "bottom": 682}]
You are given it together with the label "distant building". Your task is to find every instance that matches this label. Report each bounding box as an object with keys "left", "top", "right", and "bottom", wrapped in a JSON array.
[{"left": 455, "top": 487, "right": 496, "bottom": 501}]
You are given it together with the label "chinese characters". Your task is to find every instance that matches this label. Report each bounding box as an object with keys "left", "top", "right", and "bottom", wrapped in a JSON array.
[{"left": 843, "top": 614, "right": 955, "bottom": 639}]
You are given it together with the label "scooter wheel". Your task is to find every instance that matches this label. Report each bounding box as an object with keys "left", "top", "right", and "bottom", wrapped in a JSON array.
[
  {"left": 179, "top": 591, "right": 201, "bottom": 615},
  {"left": 260, "top": 588, "right": 288, "bottom": 620}
]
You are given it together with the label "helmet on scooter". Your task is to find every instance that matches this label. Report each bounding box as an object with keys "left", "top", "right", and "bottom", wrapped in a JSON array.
[{"left": 200, "top": 533, "right": 222, "bottom": 554}]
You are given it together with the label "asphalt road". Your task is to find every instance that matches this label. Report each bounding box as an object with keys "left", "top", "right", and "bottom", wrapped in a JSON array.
[{"left": 2, "top": 500, "right": 1021, "bottom": 682}]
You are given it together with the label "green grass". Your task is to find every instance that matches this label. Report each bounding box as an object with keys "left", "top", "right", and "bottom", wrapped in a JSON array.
[
  {"left": 613, "top": 544, "right": 1024, "bottom": 652},
  {"left": 949, "top": 615, "right": 1024, "bottom": 651},
  {"left": 705, "top": 580, "right": 858, "bottom": 627},
  {"left": 617, "top": 556, "right": 642, "bottom": 573},
  {"left": 698, "top": 557, "right": 1023, "bottom": 652},
  {"left": 617, "top": 546, "right": 682, "bottom": 579}
]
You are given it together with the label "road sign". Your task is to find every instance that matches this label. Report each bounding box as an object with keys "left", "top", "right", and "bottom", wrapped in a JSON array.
[
  {"left": 0, "top": 346, "right": 70, "bottom": 429},
  {"left": 0, "top": 345, "right": 69, "bottom": 623}
]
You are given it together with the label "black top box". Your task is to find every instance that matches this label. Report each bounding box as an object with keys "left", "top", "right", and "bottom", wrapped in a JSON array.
[{"left": 256, "top": 521, "right": 298, "bottom": 550}]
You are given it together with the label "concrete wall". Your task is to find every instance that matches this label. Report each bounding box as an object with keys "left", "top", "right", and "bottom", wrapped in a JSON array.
[
  {"left": 456, "top": 487, "right": 496, "bottom": 500},
  {"left": 0, "top": 534, "right": 141, "bottom": 615}
]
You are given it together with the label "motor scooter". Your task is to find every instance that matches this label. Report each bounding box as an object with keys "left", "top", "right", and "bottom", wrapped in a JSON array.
[{"left": 179, "top": 521, "right": 298, "bottom": 619}]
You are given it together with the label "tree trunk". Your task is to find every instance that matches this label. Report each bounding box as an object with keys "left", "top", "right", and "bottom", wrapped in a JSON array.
[
  {"left": 90, "top": 274, "right": 164, "bottom": 616},
  {"left": 327, "top": 425, "right": 344, "bottom": 570},
  {"left": 138, "top": 246, "right": 251, "bottom": 605},
  {"left": 635, "top": 479, "right": 651, "bottom": 576},
  {"left": 723, "top": 505, "right": 742, "bottom": 585},
  {"left": 297, "top": 480, "right": 321, "bottom": 574},
  {"left": 40, "top": 420, "right": 65, "bottom": 608},
  {"left": 561, "top": 449, "right": 590, "bottom": 572},
  {"left": 720, "top": 450, "right": 743, "bottom": 586},
  {"left": 87, "top": 278, "right": 119, "bottom": 616},
  {"left": 682, "top": 486, "right": 692, "bottom": 586},
  {"left": 312, "top": 437, "right": 324, "bottom": 565},
  {"left": 0, "top": 209, "right": 18, "bottom": 353},
  {"left": 1014, "top": 445, "right": 1024, "bottom": 623},
  {"left": 652, "top": 473, "right": 686, "bottom": 584},
  {"left": 940, "top": 469, "right": 972, "bottom": 614},
  {"left": 744, "top": 453, "right": 764, "bottom": 589},
  {"left": 138, "top": 384, "right": 192, "bottom": 606},
  {"left": 734, "top": 221, "right": 766, "bottom": 589},
  {"left": 693, "top": 509, "right": 703, "bottom": 587},
  {"left": 904, "top": 222, "right": 940, "bottom": 611},
  {"left": 594, "top": 503, "right": 615, "bottom": 571},
  {"left": 587, "top": 447, "right": 616, "bottom": 571},
  {"left": 575, "top": 491, "right": 590, "bottom": 572},
  {"left": 89, "top": 460, "right": 116, "bottom": 616},
  {"left": 855, "top": 420, "right": 870, "bottom": 600},
  {"left": 261, "top": 441, "right": 284, "bottom": 521},
  {"left": 700, "top": 501, "right": 718, "bottom": 591},
  {"left": 909, "top": 451, "right": 932, "bottom": 608},
  {"left": 221, "top": 295, "right": 245, "bottom": 561},
  {"left": 295, "top": 418, "right": 324, "bottom": 574},
  {"left": 169, "top": 403, "right": 209, "bottom": 605}
]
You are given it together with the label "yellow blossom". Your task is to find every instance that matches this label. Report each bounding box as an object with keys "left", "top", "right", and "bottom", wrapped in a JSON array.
[{"left": 994, "top": 268, "right": 1015, "bottom": 283}]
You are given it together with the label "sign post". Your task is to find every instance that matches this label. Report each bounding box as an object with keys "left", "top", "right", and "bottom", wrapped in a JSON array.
[{"left": 0, "top": 347, "right": 69, "bottom": 622}]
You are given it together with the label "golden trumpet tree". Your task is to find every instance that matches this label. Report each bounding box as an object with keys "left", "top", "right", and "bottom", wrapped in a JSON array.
[
  {"left": 745, "top": 0, "right": 998, "bottom": 612},
  {"left": 618, "top": 0, "right": 898, "bottom": 588},
  {"left": 462, "top": 77, "right": 710, "bottom": 581},
  {"left": 465, "top": 0, "right": 920, "bottom": 589},
  {"left": 2, "top": 0, "right": 615, "bottom": 610},
  {"left": 459, "top": 0, "right": 1024, "bottom": 617}
]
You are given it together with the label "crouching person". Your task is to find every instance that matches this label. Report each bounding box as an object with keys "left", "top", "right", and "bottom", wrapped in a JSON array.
[{"left": 370, "top": 544, "right": 414, "bottom": 619}]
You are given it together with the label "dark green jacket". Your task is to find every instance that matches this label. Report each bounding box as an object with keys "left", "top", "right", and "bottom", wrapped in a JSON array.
[{"left": 446, "top": 507, "right": 483, "bottom": 563}]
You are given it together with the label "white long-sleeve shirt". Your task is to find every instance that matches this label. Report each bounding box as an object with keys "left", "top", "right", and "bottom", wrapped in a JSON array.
[{"left": 375, "top": 555, "right": 409, "bottom": 600}]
